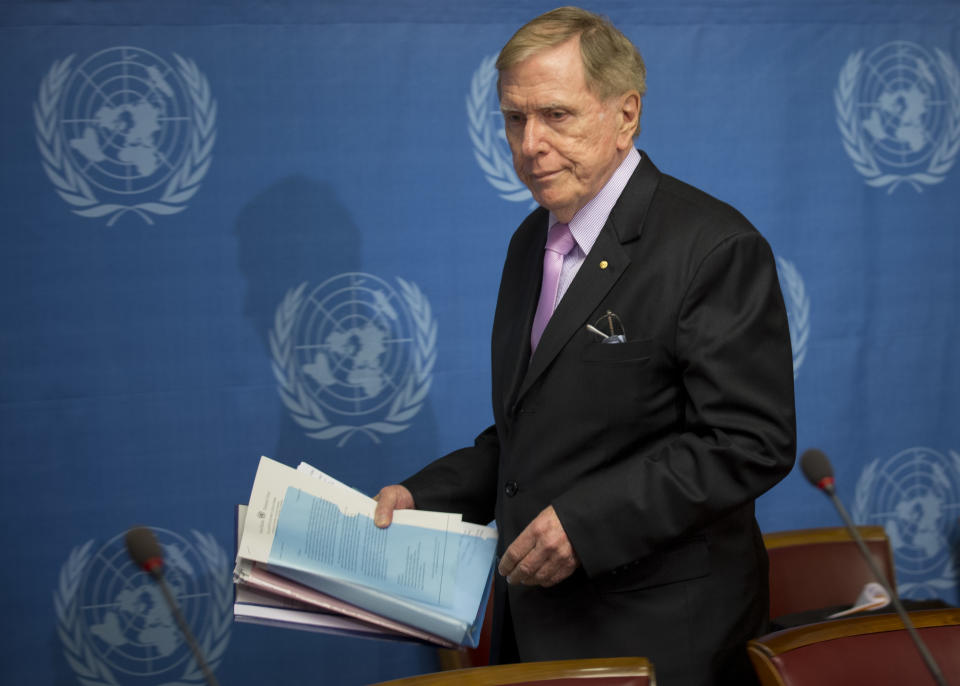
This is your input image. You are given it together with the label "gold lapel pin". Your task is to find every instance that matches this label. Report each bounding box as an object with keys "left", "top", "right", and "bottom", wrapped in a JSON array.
[{"left": 599, "top": 260, "right": 609, "bottom": 270}]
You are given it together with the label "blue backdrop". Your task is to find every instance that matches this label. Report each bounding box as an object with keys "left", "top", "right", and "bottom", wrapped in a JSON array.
[{"left": 1, "top": 1, "right": 958, "bottom": 684}]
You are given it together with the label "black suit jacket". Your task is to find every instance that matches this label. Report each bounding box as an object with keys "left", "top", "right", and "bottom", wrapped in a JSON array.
[{"left": 404, "top": 152, "right": 796, "bottom": 686}]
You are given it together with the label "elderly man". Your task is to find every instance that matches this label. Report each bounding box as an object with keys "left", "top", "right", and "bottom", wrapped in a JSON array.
[{"left": 375, "top": 7, "right": 796, "bottom": 685}]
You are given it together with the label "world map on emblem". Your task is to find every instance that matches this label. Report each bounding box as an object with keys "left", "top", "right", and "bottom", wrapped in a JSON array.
[
  {"left": 856, "top": 42, "right": 949, "bottom": 169},
  {"left": 855, "top": 447, "right": 960, "bottom": 599},
  {"left": 77, "top": 530, "right": 214, "bottom": 676},
  {"left": 59, "top": 47, "right": 192, "bottom": 194},
  {"left": 295, "top": 274, "right": 414, "bottom": 416}
]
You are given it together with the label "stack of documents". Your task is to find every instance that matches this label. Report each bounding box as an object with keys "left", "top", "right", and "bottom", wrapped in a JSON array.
[{"left": 233, "top": 456, "right": 498, "bottom": 648}]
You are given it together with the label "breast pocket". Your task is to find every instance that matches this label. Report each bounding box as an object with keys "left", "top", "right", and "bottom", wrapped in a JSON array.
[
  {"left": 581, "top": 338, "right": 655, "bottom": 365},
  {"left": 576, "top": 337, "right": 671, "bottom": 418}
]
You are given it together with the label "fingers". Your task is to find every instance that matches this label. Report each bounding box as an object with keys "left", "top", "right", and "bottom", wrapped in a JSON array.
[
  {"left": 373, "top": 485, "right": 415, "bottom": 528},
  {"left": 498, "top": 506, "right": 579, "bottom": 587},
  {"left": 497, "top": 528, "right": 535, "bottom": 579}
]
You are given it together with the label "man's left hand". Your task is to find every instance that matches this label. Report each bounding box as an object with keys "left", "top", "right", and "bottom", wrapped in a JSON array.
[{"left": 498, "top": 506, "right": 579, "bottom": 587}]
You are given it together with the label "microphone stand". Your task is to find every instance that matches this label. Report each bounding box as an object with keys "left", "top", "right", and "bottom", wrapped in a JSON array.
[
  {"left": 146, "top": 568, "right": 221, "bottom": 686},
  {"left": 822, "top": 485, "right": 948, "bottom": 686},
  {"left": 127, "top": 525, "right": 221, "bottom": 686}
]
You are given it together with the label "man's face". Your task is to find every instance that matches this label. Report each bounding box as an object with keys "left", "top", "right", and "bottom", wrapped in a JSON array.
[{"left": 499, "top": 36, "right": 638, "bottom": 223}]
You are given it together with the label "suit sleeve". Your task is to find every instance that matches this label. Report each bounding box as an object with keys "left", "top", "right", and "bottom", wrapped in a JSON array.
[
  {"left": 552, "top": 230, "right": 797, "bottom": 577},
  {"left": 400, "top": 424, "right": 500, "bottom": 525}
]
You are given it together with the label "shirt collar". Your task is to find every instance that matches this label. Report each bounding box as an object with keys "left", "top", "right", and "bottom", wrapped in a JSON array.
[{"left": 548, "top": 148, "right": 641, "bottom": 256}]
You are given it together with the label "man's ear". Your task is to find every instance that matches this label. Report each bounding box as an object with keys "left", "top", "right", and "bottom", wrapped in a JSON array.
[{"left": 616, "top": 91, "right": 642, "bottom": 147}]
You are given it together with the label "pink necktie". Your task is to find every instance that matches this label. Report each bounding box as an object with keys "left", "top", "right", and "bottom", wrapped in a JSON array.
[{"left": 530, "top": 222, "right": 575, "bottom": 352}]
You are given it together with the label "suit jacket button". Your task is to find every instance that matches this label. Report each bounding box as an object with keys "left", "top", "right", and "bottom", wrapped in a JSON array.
[{"left": 504, "top": 481, "right": 519, "bottom": 497}]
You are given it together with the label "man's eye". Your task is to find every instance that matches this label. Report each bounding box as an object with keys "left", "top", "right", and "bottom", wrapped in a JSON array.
[
  {"left": 549, "top": 110, "right": 568, "bottom": 120},
  {"left": 504, "top": 113, "right": 524, "bottom": 125}
]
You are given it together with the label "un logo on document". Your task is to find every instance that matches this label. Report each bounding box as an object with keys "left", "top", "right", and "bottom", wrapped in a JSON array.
[
  {"left": 34, "top": 47, "right": 217, "bottom": 225},
  {"left": 271, "top": 273, "right": 437, "bottom": 446},
  {"left": 853, "top": 447, "right": 960, "bottom": 601},
  {"left": 835, "top": 41, "right": 960, "bottom": 193},
  {"left": 54, "top": 529, "right": 231, "bottom": 686},
  {"left": 467, "top": 54, "right": 535, "bottom": 207},
  {"left": 775, "top": 256, "right": 810, "bottom": 380}
]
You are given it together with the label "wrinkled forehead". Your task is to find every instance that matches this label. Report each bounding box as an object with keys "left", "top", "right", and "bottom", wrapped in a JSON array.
[{"left": 497, "top": 39, "right": 591, "bottom": 105}]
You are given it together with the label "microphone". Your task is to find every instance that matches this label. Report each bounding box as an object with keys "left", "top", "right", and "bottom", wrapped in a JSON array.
[
  {"left": 799, "top": 447, "right": 836, "bottom": 494},
  {"left": 799, "top": 450, "right": 949, "bottom": 686},
  {"left": 125, "top": 527, "right": 221, "bottom": 686},
  {"left": 125, "top": 525, "right": 165, "bottom": 576}
]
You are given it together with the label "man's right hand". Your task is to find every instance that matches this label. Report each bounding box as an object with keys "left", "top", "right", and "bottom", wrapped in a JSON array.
[{"left": 373, "top": 484, "right": 415, "bottom": 528}]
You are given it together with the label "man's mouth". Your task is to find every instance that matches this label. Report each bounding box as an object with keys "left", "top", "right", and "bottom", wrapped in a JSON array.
[{"left": 531, "top": 169, "right": 562, "bottom": 182}]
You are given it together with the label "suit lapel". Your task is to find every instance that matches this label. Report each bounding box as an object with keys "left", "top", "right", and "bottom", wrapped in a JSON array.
[
  {"left": 494, "top": 212, "right": 548, "bottom": 421},
  {"left": 513, "top": 151, "right": 661, "bottom": 405},
  {"left": 517, "top": 229, "right": 629, "bottom": 401}
]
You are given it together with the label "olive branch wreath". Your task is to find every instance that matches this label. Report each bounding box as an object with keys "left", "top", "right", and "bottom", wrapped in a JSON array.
[
  {"left": 776, "top": 257, "right": 810, "bottom": 380},
  {"left": 835, "top": 48, "right": 960, "bottom": 193},
  {"left": 853, "top": 450, "right": 960, "bottom": 595},
  {"left": 34, "top": 53, "right": 217, "bottom": 225},
  {"left": 852, "top": 457, "right": 878, "bottom": 525},
  {"left": 54, "top": 531, "right": 231, "bottom": 686},
  {"left": 270, "top": 278, "right": 436, "bottom": 446},
  {"left": 466, "top": 54, "right": 533, "bottom": 205}
]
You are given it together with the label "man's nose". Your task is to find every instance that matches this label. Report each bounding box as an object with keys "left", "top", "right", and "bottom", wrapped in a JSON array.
[{"left": 521, "top": 118, "right": 548, "bottom": 157}]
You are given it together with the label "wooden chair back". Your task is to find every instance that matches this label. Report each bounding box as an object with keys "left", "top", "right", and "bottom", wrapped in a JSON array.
[
  {"left": 748, "top": 608, "right": 960, "bottom": 686},
  {"left": 371, "top": 657, "right": 655, "bottom": 686},
  {"left": 763, "top": 526, "right": 896, "bottom": 621}
]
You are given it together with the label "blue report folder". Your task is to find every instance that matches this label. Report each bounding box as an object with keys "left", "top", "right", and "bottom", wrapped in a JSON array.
[
  {"left": 264, "top": 486, "right": 497, "bottom": 647},
  {"left": 271, "top": 487, "right": 460, "bottom": 607}
]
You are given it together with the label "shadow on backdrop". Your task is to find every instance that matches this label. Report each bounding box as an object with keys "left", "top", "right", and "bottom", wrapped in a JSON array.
[
  {"left": 235, "top": 174, "right": 440, "bottom": 493},
  {"left": 234, "top": 175, "right": 442, "bottom": 681}
]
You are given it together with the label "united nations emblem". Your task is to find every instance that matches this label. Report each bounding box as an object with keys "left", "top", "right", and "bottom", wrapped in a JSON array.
[
  {"left": 270, "top": 273, "right": 436, "bottom": 446},
  {"left": 467, "top": 54, "right": 535, "bottom": 206},
  {"left": 853, "top": 447, "right": 960, "bottom": 602},
  {"left": 34, "top": 47, "right": 217, "bottom": 225},
  {"left": 775, "top": 256, "right": 810, "bottom": 380},
  {"left": 835, "top": 41, "right": 960, "bottom": 193},
  {"left": 54, "top": 529, "right": 231, "bottom": 685}
]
